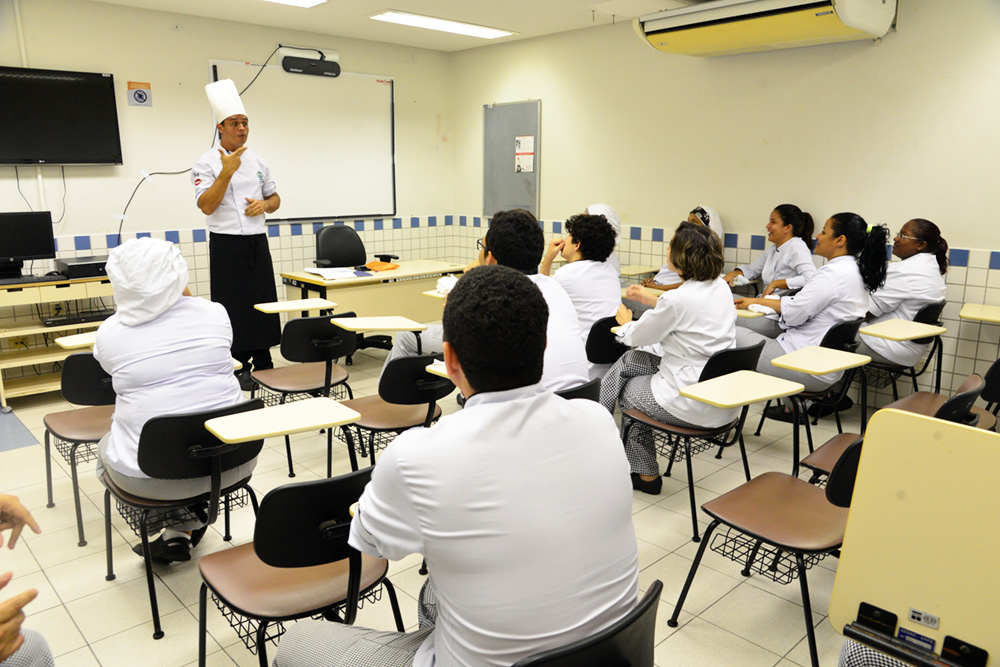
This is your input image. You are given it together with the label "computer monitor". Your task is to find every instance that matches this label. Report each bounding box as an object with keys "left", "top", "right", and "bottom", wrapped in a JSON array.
[{"left": 0, "top": 211, "right": 56, "bottom": 279}]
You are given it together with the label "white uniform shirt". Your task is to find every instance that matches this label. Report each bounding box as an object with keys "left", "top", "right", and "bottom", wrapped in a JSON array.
[
  {"left": 652, "top": 216, "right": 725, "bottom": 286},
  {"left": 93, "top": 297, "right": 243, "bottom": 478},
  {"left": 553, "top": 260, "right": 622, "bottom": 344},
  {"left": 350, "top": 384, "right": 639, "bottom": 667},
  {"left": 736, "top": 237, "right": 817, "bottom": 295},
  {"left": 191, "top": 146, "right": 277, "bottom": 235},
  {"left": 616, "top": 279, "right": 738, "bottom": 428},
  {"left": 776, "top": 256, "right": 868, "bottom": 383},
  {"left": 528, "top": 273, "right": 590, "bottom": 391},
  {"left": 862, "top": 253, "right": 946, "bottom": 366}
]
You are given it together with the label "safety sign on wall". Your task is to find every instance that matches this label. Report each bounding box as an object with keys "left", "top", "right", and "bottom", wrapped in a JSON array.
[{"left": 127, "top": 81, "right": 152, "bottom": 107}]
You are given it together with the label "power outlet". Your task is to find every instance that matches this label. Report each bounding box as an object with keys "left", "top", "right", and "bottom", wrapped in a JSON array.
[{"left": 8, "top": 336, "right": 29, "bottom": 349}]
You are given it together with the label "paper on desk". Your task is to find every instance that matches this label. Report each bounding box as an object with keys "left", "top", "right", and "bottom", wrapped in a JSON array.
[{"left": 304, "top": 267, "right": 367, "bottom": 280}]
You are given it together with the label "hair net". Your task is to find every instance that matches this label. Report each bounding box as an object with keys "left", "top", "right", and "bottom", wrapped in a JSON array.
[
  {"left": 586, "top": 204, "right": 621, "bottom": 246},
  {"left": 106, "top": 238, "right": 189, "bottom": 326}
]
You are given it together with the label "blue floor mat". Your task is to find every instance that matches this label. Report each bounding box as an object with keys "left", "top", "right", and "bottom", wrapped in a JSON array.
[{"left": 0, "top": 411, "right": 39, "bottom": 452}]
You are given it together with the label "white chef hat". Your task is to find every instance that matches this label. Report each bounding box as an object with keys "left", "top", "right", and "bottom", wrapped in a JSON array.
[
  {"left": 106, "top": 238, "right": 189, "bottom": 326},
  {"left": 205, "top": 79, "right": 246, "bottom": 124},
  {"left": 586, "top": 204, "right": 622, "bottom": 246}
]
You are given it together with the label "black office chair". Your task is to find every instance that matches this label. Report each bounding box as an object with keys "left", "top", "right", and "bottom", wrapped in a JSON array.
[
  {"left": 555, "top": 378, "right": 602, "bottom": 402},
  {"left": 250, "top": 314, "right": 356, "bottom": 477},
  {"left": 511, "top": 580, "right": 662, "bottom": 667},
  {"left": 339, "top": 354, "right": 455, "bottom": 470},
  {"left": 314, "top": 224, "right": 397, "bottom": 268},
  {"left": 620, "top": 341, "right": 765, "bottom": 542},
  {"left": 102, "top": 399, "right": 265, "bottom": 639},
  {"left": 198, "top": 467, "right": 404, "bottom": 667},
  {"left": 980, "top": 357, "right": 1000, "bottom": 420},
  {"left": 43, "top": 352, "right": 116, "bottom": 547},
  {"left": 585, "top": 316, "right": 628, "bottom": 365},
  {"left": 667, "top": 439, "right": 864, "bottom": 667},
  {"left": 861, "top": 301, "right": 947, "bottom": 399}
]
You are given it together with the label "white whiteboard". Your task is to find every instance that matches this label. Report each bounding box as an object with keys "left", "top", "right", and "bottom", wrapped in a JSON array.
[{"left": 210, "top": 60, "right": 395, "bottom": 221}]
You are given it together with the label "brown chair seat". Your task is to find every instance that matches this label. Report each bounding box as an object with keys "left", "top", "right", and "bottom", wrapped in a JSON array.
[
  {"left": 100, "top": 470, "right": 253, "bottom": 509},
  {"left": 801, "top": 432, "right": 860, "bottom": 475},
  {"left": 702, "top": 472, "right": 848, "bottom": 552},
  {"left": 341, "top": 395, "right": 443, "bottom": 431},
  {"left": 251, "top": 362, "right": 349, "bottom": 394},
  {"left": 622, "top": 409, "right": 736, "bottom": 438},
  {"left": 886, "top": 393, "right": 995, "bottom": 430},
  {"left": 972, "top": 407, "right": 997, "bottom": 431},
  {"left": 200, "top": 542, "right": 389, "bottom": 619},
  {"left": 43, "top": 405, "right": 115, "bottom": 442}
]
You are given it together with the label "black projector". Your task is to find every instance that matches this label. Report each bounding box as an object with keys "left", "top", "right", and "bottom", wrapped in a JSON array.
[{"left": 281, "top": 56, "right": 340, "bottom": 78}]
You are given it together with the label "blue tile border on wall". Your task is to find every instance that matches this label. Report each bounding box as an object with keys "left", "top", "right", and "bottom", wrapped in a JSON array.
[
  {"left": 74, "top": 236, "right": 90, "bottom": 251},
  {"left": 410, "top": 217, "right": 419, "bottom": 228},
  {"left": 165, "top": 230, "right": 180, "bottom": 244},
  {"left": 652, "top": 228, "right": 664, "bottom": 243},
  {"left": 105, "top": 234, "right": 120, "bottom": 249},
  {"left": 136, "top": 232, "right": 151, "bottom": 239},
  {"left": 393, "top": 218, "right": 402, "bottom": 230},
  {"left": 193, "top": 229, "right": 207, "bottom": 242},
  {"left": 373, "top": 219, "right": 383, "bottom": 231},
  {"left": 267, "top": 226, "right": 279, "bottom": 238},
  {"left": 724, "top": 233, "right": 738, "bottom": 249},
  {"left": 552, "top": 221, "right": 562, "bottom": 234},
  {"left": 428, "top": 216, "right": 437, "bottom": 227},
  {"left": 459, "top": 216, "right": 467, "bottom": 227},
  {"left": 290, "top": 224, "right": 302, "bottom": 236},
  {"left": 950, "top": 248, "right": 969, "bottom": 268},
  {"left": 750, "top": 235, "right": 766, "bottom": 251},
  {"left": 630, "top": 227, "right": 641, "bottom": 241},
  {"left": 473, "top": 217, "right": 482, "bottom": 228},
  {"left": 991, "top": 252, "right": 1000, "bottom": 270},
  {"left": 445, "top": 215, "right": 453, "bottom": 226}
]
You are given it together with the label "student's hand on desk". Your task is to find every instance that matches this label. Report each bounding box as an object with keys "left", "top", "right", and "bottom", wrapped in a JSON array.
[
  {"left": 0, "top": 573, "right": 37, "bottom": 663},
  {"left": 615, "top": 304, "right": 633, "bottom": 326},
  {"left": 733, "top": 297, "right": 755, "bottom": 310},
  {"left": 0, "top": 495, "right": 40, "bottom": 549}
]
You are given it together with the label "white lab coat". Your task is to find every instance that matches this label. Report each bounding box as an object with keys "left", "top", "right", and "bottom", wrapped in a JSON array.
[
  {"left": 736, "top": 236, "right": 817, "bottom": 295},
  {"left": 553, "top": 259, "right": 622, "bottom": 345},
  {"left": 528, "top": 273, "right": 590, "bottom": 391}
]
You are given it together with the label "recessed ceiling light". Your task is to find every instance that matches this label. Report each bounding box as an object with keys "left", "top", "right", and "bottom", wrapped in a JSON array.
[
  {"left": 369, "top": 10, "right": 515, "bottom": 40},
  {"left": 262, "top": 0, "right": 327, "bottom": 8}
]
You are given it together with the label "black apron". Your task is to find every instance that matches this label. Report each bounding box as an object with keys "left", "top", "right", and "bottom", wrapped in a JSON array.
[{"left": 209, "top": 232, "right": 281, "bottom": 354}]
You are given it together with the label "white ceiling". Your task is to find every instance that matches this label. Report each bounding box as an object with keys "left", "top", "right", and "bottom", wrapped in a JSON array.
[{"left": 91, "top": 0, "right": 700, "bottom": 52}]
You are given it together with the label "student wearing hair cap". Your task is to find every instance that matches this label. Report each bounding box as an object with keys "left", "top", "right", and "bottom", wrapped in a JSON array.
[
  {"left": 192, "top": 79, "right": 281, "bottom": 390},
  {"left": 723, "top": 204, "right": 818, "bottom": 338},
  {"left": 857, "top": 218, "right": 948, "bottom": 366},
  {"left": 94, "top": 238, "right": 254, "bottom": 563}
]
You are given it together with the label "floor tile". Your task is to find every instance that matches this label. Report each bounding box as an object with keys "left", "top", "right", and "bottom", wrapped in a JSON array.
[
  {"left": 638, "top": 553, "right": 743, "bottom": 616},
  {"left": 784, "top": 617, "right": 845, "bottom": 667},
  {"left": 22, "top": 604, "right": 87, "bottom": 657},
  {"left": 66, "top": 576, "right": 185, "bottom": 642},
  {"left": 54, "top": 646, "right": 102, "bottom": 667},
  {"left": 699, "top": 583, "right": 823, "bottom": 656},
  {"left": 88, "top": 609, "right": 223, "bottom": 667},
  {"left": 43, "top": 542, "right": 147, "bottom": 603},
  {"left": 654, "top": 617, "right": 783, "bottom": 667},
  {"left": 631, "top": 504, "right": 707, "bottom": 552}
]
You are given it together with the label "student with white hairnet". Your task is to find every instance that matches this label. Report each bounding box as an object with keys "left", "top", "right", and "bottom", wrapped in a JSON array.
[{"left": 94, "top": 238, "right": 255, "bottom": 563}]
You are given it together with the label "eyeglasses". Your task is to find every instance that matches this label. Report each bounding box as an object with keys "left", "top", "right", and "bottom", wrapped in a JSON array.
[
  {"left": 894, "top": 232, "right": 920, "bottom": 241},
  {"left": 476, "top": 238, "right": 486, "bottom": 252}
]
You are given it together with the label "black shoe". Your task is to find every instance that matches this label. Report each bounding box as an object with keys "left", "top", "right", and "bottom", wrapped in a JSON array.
[
  {"left": 631, "top": 473, "right": 663, "bottom": 495},
  {"left": 132, "top": 535, "right": 191, "bottom": 564},
  {"left": 808, "top": 396, "right": 854, "bottom": 418},
  {"left": 236, "top": 369, "right": 255, "bottom": 392},
  {"left": 189, "top": 525, "right": 209, "bottom": 548},
  {"left": 765, "top": 405, "right": 806, "bottom": 424}
]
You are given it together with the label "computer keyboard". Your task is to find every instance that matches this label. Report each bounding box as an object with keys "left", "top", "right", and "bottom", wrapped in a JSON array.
[
  {"left": 43, "top": 310, "right": 114, "bottom": 327},
  {"left": 0, "top": 274, "right": 66, "bottom": 286}
]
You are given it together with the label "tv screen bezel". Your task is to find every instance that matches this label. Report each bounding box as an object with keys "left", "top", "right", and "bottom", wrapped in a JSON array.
[{"left": 0, "top": 65, "right": 124, "bottom": 166}]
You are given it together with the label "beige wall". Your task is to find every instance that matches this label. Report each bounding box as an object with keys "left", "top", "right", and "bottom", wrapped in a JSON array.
[
  {"left": 0, "top": 0, "right": 454, "bottom": 236},
  {"left": 449, "top": 1, "right": 1000, "bottom": 248}
]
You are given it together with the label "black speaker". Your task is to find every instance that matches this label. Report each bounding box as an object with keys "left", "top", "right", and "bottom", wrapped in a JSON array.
[{"left": 281, "top": 56, "right": 341, "bottom": 78}]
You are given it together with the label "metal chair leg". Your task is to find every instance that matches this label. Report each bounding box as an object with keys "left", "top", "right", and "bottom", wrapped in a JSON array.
[
  {"left": 104, "top": 490, "right": 116, "bottom": 581},
  {"left": 44, "top": 431, "right": 54, "bottom": 508},
  {"left": 198, "top": 583, "right": 208, "bottom": 667},
  {"left": 683, "top": 441, "right": 700, "bottom": 542},
  {"left": 368, "top": 430, "right": 377, "bottom": 468},
  {"left": 223, "top": 495, "right": 232, "bottom": 541},
  {"left": 754, "top": 400, "right": 771, "bottom": 436},
  {"left": 138, "top": 512, "right": 164, "bottom": 639},
  {"left": 341, "top": 426, "right": 360, "bottom": 472},
  {"left": 284, "top": 435, "right": 295, "bottom": 478},
  {"left": 738, "top": 434, "right": 751, "bottom": 482},
  {"left": 256, "top": 621, "right": 270, "bottom": 667},
  {"left": 664, "top": 434, "right": 679, "bottom": 478},
  {"left": 70, "top": 443, "right": 86, "bottom": 546},
  {"left": 796, "top": 554, "right": 820, "bottom": 667},
  {"left": 668, "top": 520, "right": 719, "bottom": 627},
  {"left": 326, "top": 428, "right": 334, "bottom": 478},
  {"left": 741, "top": 540, "right": 763, "bottom": 577},
  {"left": 383, "top": 579, "right": 405, "bottom": 631}
]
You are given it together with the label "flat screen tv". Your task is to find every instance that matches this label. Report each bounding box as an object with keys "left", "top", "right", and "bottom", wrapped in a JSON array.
[{"left": 0, "top": 66, "right": 123, "bottom": 165}]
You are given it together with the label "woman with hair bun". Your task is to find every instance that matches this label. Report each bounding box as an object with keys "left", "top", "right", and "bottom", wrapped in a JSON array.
[
  {"left": 857, "top": 218, "right": 948, "bottom": 366},
  {"left": 723, "top": 204, "right": 818, "bottom": 337},
  {"left": 734, "top": 213, "right": 889, "bottom": 394}
]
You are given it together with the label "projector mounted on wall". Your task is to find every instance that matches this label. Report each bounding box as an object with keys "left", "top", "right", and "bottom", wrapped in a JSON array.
[{"left": 278, "top": 45, "right": 341, "bottom": 77}]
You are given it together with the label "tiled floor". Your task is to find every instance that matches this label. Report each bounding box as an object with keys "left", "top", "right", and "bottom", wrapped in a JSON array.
[{"left": 3, "top": 347, "right": 861, "bottom": 667}]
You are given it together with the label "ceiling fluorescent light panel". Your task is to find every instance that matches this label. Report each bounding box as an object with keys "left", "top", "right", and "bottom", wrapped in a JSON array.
[
  {"left": 263, "top": 0, "right": 327, "bottom": 8},
  {"left": 369, "top": 11, "right": 514, "bottom": 39}
]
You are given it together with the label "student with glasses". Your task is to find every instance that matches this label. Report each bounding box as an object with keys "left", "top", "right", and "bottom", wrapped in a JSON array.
[{"left": 856, "top": 219, "right": 949, "bottom": 366}]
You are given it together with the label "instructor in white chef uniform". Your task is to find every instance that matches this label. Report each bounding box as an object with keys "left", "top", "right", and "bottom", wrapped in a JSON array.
[{"left": 192, "top": 79, "right": 281, "bottom": 390}]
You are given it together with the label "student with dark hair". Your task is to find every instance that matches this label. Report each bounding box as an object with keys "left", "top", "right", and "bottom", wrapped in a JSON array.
[
  {"left": 600, "top": 222, "right": 737, "bottom": 495},
  {"left": 723, "top": 204, "right": 818, "bottom": 337},
  {"left": 735, "top": 213, "right": 889, "bottom": 395},
  {"left": 380, "top": 209, "right": 588, "bottom": 392},
  {"left": 857, "top": 218, "right": 948, "bottom": 366},
  {"left": 540, "top": 213, "right": 621, "bottom": 357},
  {"left": 275, "top": 265, "right": 639, "bottom": 667},
  {"left": 585, "top": 203, "right": 623, "bottom": 271}
]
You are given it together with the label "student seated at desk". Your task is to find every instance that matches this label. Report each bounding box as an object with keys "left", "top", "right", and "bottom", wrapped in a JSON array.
[
  {"left": 734, "top": 213, "right": 889, "bottom": 399},
  {"left": 540, "top": 212, "right": 621, "bottom": 350},
  {"left": 642, "top": 205, "right": 724, "bottom": 293},
  {"left": 585, "top": 203, "right": 623, "bottom": 272},
  {"left": 93, "top": 238, "right": 254, "bottom": 564},
  {"left": 275, "top": 265, "right": 639, "bottom": 667},
  {"left": 857, "top": 218, "right": 948, "bottom": 366},
  {"left": 600, "top": 222, "right": 737, "bottom": 495},
  {"left": 381, "top": 208, "right": 589, "bottom": 392},
  {"left": 723, "top": 203, "right": 818, "bottom": 338}
]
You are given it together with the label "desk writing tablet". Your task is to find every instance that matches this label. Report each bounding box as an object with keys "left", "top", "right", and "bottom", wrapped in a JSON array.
[
  {"left": 422, "top": 290, "right": 446, "bottom": 300},
  {"left": 859, "top": 319, "right": 947, "bottom": 341},
  {"left": 426, "top": 361, "right": 448, "bottom": 379},
  {"left": 619, "top": 265, "right": 659, "bottom": 277},
  {"left": 959, "top": 302, "right": 1000, "bottom": 324},
  {"left": 254, "top": 298, "right": 337, "bottom": 314},
  {"left": 771, "top": 346, "right": 870, "bottom": 376},
  {"left": 204, "top": 397, "right": 361, "bottom": 444},
  {"left": 331, "top": 316, "right": 427, "bottom": 333},
  {"left": 736, "top": 309, "right": 765, "bottom": 319},
  {"left": 55, "top": 331, "right": 98, "bottom": 349},
  {"left": 680, "top": 370, "right": 803, "bottom": 409},
  {"left": 829, "top": 409, "right": 1000, "bottom": 662}
]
